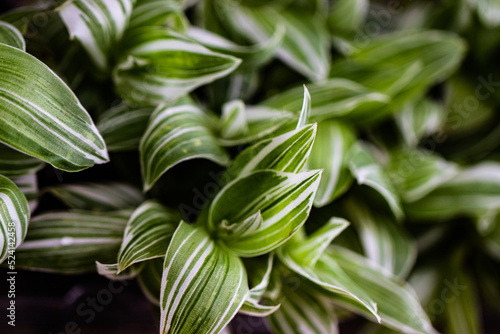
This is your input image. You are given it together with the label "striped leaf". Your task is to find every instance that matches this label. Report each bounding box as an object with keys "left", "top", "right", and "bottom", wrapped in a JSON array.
[
  {"left": 308, "top": 120, "right": 356, "bottom": 207},
  {"left": 268, "top": 277, "right": 338, "bottom": 334},
  {"left": 0, "top": 43, "right": 108, "bottom": 172},
  {"left": 138, "top": 257, "right": 164, "bottom": 305},
  {"left": 344, "top": 197, "right": 417, "bottom": 278},
  {"left": 0, "top": 21, "right": 25, "bottom": 50},
  {"left": 224, "top": 124, "right": 317, "bottom": 182},
  {"left": 129, "top": 0, "right": 183, "bottom": 30},
  {"left": 218, "top": 106, "right": 295, "bottom": 146},
  {"left": 0, "top": 144, "right": 45, "bottom": 178},
  {"left": 219, "top": 100, "right": 248, "bottom": 139},
  {"left": 140, "top": 97, "right": 230, "bottom": 191},
  {"left": 47, "top": 182, "right": 143, "bottom": 211},
  {"left": 225, "top": 4, "right": 330, "bottom": 80},
  {"left": 186, "top": 25, "right": 284, "bottom": 71},
  {"left": 209, "top": 169, "right": 321, "bottom": 257},
  {"left": 58, "top": 0, "right": 135, "bottom": 71},
  {"left": 324, "top": 247, "right": 437, "bottom": 334},
  {"left": 262, "top": 79, "right": 390, "bottom": 123},
  {"left": 113, "top": 27, "right": 241, "bottom": 106},
  {"left": 117, "top": 201, "right": 178, "bottom": 272},
  {"left": 348, "top": 143, "right": 404, "bottom": 221},
  {"left": 96, "top": 261, "right": 143, "bottom": 280},
  {"left": 15, "top": 210, "right": 130, "bottom": 273},
  {"left": 11, "top": 174, "right": 38, "bottom": 214},
  {"left": 160, "top": 221, "right": 248, "bottom": 334},
  {"left": 0, "top": 174, "right": 29, "bottom": 263},
  {"left": 405, "top": 162, "right": 500, "bottom": 221},
  {"left": 395, "top": 99, "right": 445, "bottom": 147},
  {"left": 97, "top": 104, "right": 153, "bottom": 152},
  {"left": 386, "top": 149, "right": 459, "bottom": 203}
]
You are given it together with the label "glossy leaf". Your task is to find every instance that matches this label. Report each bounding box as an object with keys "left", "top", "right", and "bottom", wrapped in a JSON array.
[{"left": 0, "top": 20, "right": 25, "bottom": 50}]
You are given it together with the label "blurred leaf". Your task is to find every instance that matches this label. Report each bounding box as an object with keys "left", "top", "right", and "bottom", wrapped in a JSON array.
[
  {"left": 11, "top": 173, "right": 38, "bottom": 214},
  {"left": 138, "top": 257, "right": 163, "bottom": 305},
  {"left": 0, "top": 21, "right": 25, "bottom": 50},
  {"left": 0, "top": 144, "right": 45, "bottom": 178}
]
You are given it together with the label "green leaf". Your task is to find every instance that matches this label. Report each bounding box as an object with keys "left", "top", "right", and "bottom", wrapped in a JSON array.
[
  {"left": 262, "top": 79, "right": 390, "bottom": 123},
  {"left": 219, "top": 100, "right": 248, "bottom": 139},
  {"left": 224, "top": 4, "right": 330, "bottom": 80},
  {"left": 209, "top": 169, "right": 321, "bottom": 257},
  {"left": 0, "top": 21, "right": 25, "bottom": 50},
  {"left": 475, "top": 0, "right": 500, "bottom": 27},
  {"left": 0, "top": 43, "right": 109, "bottom": 172},
  {"left": 47, "top": 182, "right": 143, "bottom": 211},
  {"left": 344, "top": 197, "right": 416, "bottom": 278},
  {"left": 325, "top": 247, "right": 436, "bottom": 334},
  {"left": 348, "top": 143, "right": 404, "bottom": 220},
  {"left": 296, "top": 85, "right": 311, "bottom": 129},
  {"left": 0, "top": 174, "right": 29, "bottom": 263},
  {"left": 138, "top": 257, "right": 164, "bottom": 305},
  {"left": 113, "top": 27, "right": 241, "bottom": 106},
  {"left": 224, "top": 124, "right": 317, "bottom": 182},
  {"left": 160, "top": 221, "right": 248, "bottom": 334},
  {"left": 140, "top": 96, "right": 230, "bottom": 191},
  {"left": 0, "top": 144, "right": 45, "bottom": 178},
  {"left": 97, "top": 104, "right": 153, "bottom": 152},
  {"left": 386, "top": 149, "right": 459, "bottom": 203},
  {"left": 128, "top": 0, "right": 183, "bottom": 30},
  {"left": 405, "top": 162, "right": 500, "bottom": 221},
  {"left": 328, "top": 0, "right": 368, "bottom": 37},
  {"left": 15, "top": 210, "right": 130, "bottom": 273},
  {"left": 117, "top": 201, "right": 178, "bottom": 272},
  {"left": 395, "top": 99, "right": 445, "bottom": 147},
  {"left": 308, "top": 120, "right": 356, "bottom": 207},
  {"left": 96, "top": 261, "right": 143, "bottom": 280},
  {"left": 11, "top": 174, "right": 38, "bottom": 214},
  {"left": 58, "top": 0, "right": 136, "bottom": 71}
]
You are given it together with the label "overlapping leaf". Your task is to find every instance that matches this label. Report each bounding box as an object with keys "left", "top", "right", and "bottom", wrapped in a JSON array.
[
  {"left": 58, "top": 0, "right": 136, "bottom": 71},
  {"left": 208, "top": 169, "right": 321, "bottom": 257},
  {"left": 0, "top": 144, "right": 45, "bottom": 178},
  {"left": 0, "top": 174, "right": 29, "bottom": 263},
  {"left": 140, "top": 96, "right": 230, "bottom": 190},
  {"left": 11, "top": 174, "right": 38, "bottom": 214},
  {"left": 0, "top": 21, "right": 25, "bottom": 50},
  {"left": 15, "top": 210, "right": 130, "bottom": 273},
  {"left": 160, "top": 221, "right": 248, "bottom": 334},
  {"left": 138, "top": 257, "right": 163, "bottom": 305},
  {"left": 0, "top": 43, "right": 108, "bottom": 171},
  {"left": 113, "top": 27, "right": 241, "bottom": 106}
]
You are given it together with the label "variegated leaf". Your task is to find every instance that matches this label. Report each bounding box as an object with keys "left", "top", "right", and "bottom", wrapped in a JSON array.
[
  {"left": 97, "top": 104, "right": 153, "bottom": 152},
  {"left": 0, "top": 43, "right": 108, "bottom": 171},
  {"left": 308, "top": 120, "right": 356, "bottom": 207},
  {"left": 219, "top": 100, "right": 248, "bottom": 139},
  {"left": 0, "top": 20, "right": 25, "bottom": 50},
  {"left": 0, "top": 174, "right": 29, "bottom": 263},
  {"left": 140, "top": 96, "right": 230, "bottom": 191},
  {"left": 348, "top": 143, "right": 404, "bottom": 220},
  {"left": 113, "top": 27, "right": 241, "bottom": 106},
  {"left": 128, "top": 0, "right": 183, "bottom": 30},
  {"left": 96, "top": 261, "right": 143, "bottom": 280},
  {"left": 47, "top": 182, "right": 143, "bottom": 211},
  {"left": 15, "top": 210, "right": 130, "bottom": 273},
  {"left": 138, "top": 257, "right": 164, "bottom": 305},
  {"left": 209, "top": 169, "right": 321, "bottom": 257},
  {"left": 160, "top": 221, "right": 248, "bottom": 334},
  {"left": 117, "top": 201, "right": 178, "bottom": 272},
  {"left": 0, "top": 144, "right": 45, "bottom": 178},
  {"left": 11, "top": 174, "right": 38, "bottom": 214},
  {"left": 58, "top": 0, "right": 136, "bottom": 71}
]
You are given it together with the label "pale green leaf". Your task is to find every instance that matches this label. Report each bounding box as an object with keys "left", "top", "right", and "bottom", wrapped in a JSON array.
[
  {"left": 0, "top": 21, "right": 25, "bottom": 50},
  {"left": 97, "top": 104, "right": 153, "bottom": 152},
  {"left": 138, "top": 257, "right": 163, "bottom": 305},
  {"left": 117, "top": 201, "right": 178, "bottom": 272},
  {"left": 328, "top": 0, "right": 368, "bottom": 37},
  {"left": 140, "top": 96, "right": 230, "bottom": 191},
  {"left": 128, "top": 0, "right": 183, "bottom": 30},
  {"left": 0, "top": 174, "right": 29, "bottom": 263},
  {"left": 0, "top": 144, "right": 45, "bottom": 178},
  {"left": 224, "top": 124, "right": 317, "bottom": 182},
  {"left": 15, "top": 210, "right": 130, "bottom": 273},
  {"left": 348, "top": 143, "right": 404, "bottom": 220},
  {"left": 296, "top": 86, "right": 311, "bottom": 129},
  {"left": 47, "top": 182, "right": 143, "bottom": 211},
  {"left": 308, "top": 120, "right": 356, "bottom": 207},
  {"left": 160, "top": 221, "right": 248, "bottom": 334},
  {"left": 475, "top": 0, "right": 500, "bottom": 27},
  {"left": 96, "top": 261, "right": 143, "bottom": 280},
  {"left": 0, "top": 43, "right": 108, "bottom": 171},
  {"left": 209, "top": 169, "right": 321, "bottom": 257},
  {"left": 113, "top": 27, "right": 241, "bottom": 106},
  {"left": 58, "top": 0, "right": 136, "bottom": 71},
  {"left": 11, "top": 174, "right": 38, "bottom": 214},
  {"left": 219, "top": 100, "right": 248, "bottom": 139}
]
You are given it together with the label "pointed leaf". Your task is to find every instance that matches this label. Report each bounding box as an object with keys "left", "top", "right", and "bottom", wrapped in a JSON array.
[
  {"left": 0, "top": 43, "right": 108, "bottom": 171},
  {"left": 209, "top": 170, "right": 321, "bottom": 256},
  {"left": 0, "top": 174, "right": 29, "bottom": 263},
  {"left": 219, "top": 100, "right": 248, "bottom": 139},
  {"left": 47, "top": 182, "right": 143, "bottom": 211},
  {"left": 140, "top": 97, "right": 229, "bottom": 190},
  {"left": 309, "top": 120, "right": 356, "bottom": 207},
  {"left": 58, "top": 0, "right": 135, "bottom": 71},
  {"left": 113, "top": 27, "right": 241, "bottom": 106},
  {"left": 96, "top": 261, "right": 143, "bottom": 280},
  {"left": 296, "top": 86, "right": 311, "bottom": 129},
  {"left": 160, "top": 221, "right": 248, "bottom": 334},
  {"left": 0, "top": 21, "right": 25, "bottom": 50},
  {"left": 117, "top": 201, "right": 178, "bottom": 272}
]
